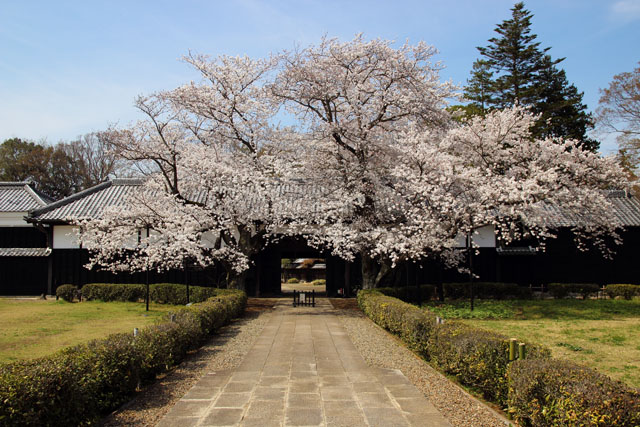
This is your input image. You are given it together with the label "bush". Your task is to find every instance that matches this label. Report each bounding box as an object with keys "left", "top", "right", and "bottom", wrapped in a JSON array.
[
  {"left": 286, "top": 278, "right": 300, "bottom": 284},
  {"left": 606, "top": 284, "right": 640, "bottom": 300},
  {"left": 81, "top": 283, "right": 221, "bottom": 304},
  {"left": 547, "top": 283, "right": 600, "bottom": 299},
  {"left": 443, "top": 282, "right": 531, "bottom": 300},
  {"left": 357, "top": 290, "right": 436, "bottom": 359},
  {"left": 376, "top": 285, "right": 436, "bottom": 303},
  {"left": 81, "top": 283, "right": 145, "bottom": 302},
  {"left": 310, "top": 279, "right": 326, "bottom": 286},
  {"left": 427, "top": 322, "right": 550, "bottom": 404},
  {"left": 0, "top": 290, "right": 247, "bottom": 426},
  {"left": 507, "top": 358, "right": 640, "bottom": 427},
  {"left": 55, "top": 285, "right": 77, "bottom": 302}
]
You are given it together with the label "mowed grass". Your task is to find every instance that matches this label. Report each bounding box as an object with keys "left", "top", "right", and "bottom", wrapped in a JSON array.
[
  {"left": 424, "top": 299, "right": 640, "bottom": 388},
  {"left": 0, "top": 299, "right": 174, "bottom": 364}
]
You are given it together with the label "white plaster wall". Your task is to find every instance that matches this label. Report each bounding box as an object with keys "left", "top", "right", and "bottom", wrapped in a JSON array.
[
  {"left": 0, "top": 212, "right": 31, "bottom": 226},
  {"left": 53, "top": 225, "right": 80, "bottom": 249},
  {"left": 454, "top": 225, "right": 496, "bottom": 248},
  {"left": 201, "top": 230, "right": 218, "bottom": 249}
]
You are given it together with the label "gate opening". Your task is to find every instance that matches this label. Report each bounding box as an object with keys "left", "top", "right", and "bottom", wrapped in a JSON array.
[{"left": 280, "top": 257, "right": 326, "bottom": 295}]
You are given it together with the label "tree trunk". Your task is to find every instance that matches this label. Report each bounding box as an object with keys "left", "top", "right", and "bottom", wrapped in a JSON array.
[
  {"left": 228, "top": 269, "right": 248, "bottom": 291},
  {"left": 360, "top": 252, "right": 392, "bottom": 289}
]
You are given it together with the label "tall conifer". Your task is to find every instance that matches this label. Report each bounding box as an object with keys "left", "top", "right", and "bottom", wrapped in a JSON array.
[{"left": 465, "top": 2, "right": 597, "bottom": 151}]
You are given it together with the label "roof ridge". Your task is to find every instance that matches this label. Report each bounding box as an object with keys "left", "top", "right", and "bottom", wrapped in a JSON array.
[
  {"left": 28, "top": 181, "right": 114, "bottom": 220},
  {"left": 0, "top": 181, "right": 32, "bottom": 186}
]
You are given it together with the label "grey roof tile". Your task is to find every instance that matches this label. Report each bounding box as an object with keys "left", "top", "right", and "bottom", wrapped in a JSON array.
[
  {"left": 0, "top": 247, "right": 51, "bottom": 257},
  {"left": 28, "top": 179, "right": 640, "bottom": 229},
  {"left": 0, "top": 182, "right": 51, "bottom": 212}
]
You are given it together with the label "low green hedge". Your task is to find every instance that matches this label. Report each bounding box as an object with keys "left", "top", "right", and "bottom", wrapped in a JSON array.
[
  {"left": 428, "top": 321, "right": 550, "bottom": 404},
  {"left": 443, "top": 282, "right": 532, "bottom": 300},
  {"left": 55, "top": 285, "right": 77, "bottom": 302},
  {"left": 357, "top": 290, "right": 637, "bottom": 426},
  {"left": 0, "top": 289, "right": 247, "bottom": 426},
  {"left": 80, "top": 283, "right": 220, "bottom": 304},
  {"left": 606, "top": 284, "right": 640, "bottom": 300},
  {"left": 310, "top": 279, "right": 326, "bottom": 286},
  {"left": 547, "top": 283, "right": 600, "bottom": 299},
  {"left": 376, "top": 285, "right": 436, "bottom": 303},
  {"left": 286, "top": 278, "right": 300, "bottom": 284},
  {"left": 507, "top": 358, "right": 640, "bottom": 427}
]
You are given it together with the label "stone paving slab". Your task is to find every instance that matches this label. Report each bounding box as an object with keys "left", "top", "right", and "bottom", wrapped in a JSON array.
[{"left": 157, "top": 298, "right": 451, "bottom": 427}]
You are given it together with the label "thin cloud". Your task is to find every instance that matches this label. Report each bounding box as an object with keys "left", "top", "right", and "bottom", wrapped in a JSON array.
[{"left": 610, "top": 0, "right": 640, "bottom": 23}]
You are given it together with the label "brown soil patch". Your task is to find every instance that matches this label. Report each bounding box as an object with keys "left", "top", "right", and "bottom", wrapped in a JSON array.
[
  {"left": 329, "top": 298, "right": 359, "bottom": 310},
  {"left": 246, "top": 298, "right": 277, "bottom": 312}
]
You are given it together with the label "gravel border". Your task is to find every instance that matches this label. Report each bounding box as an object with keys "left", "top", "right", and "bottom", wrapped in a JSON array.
[
  {"left": 334, "top": 302, "right": 511, "bottom": 427},
  {"left": 100, "top": 303, "right": 273, "bottom": 427}
]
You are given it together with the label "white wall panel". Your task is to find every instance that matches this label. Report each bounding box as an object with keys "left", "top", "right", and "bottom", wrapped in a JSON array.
[{"left": 53, "top": 225, "right": 80, "bottom": 249}]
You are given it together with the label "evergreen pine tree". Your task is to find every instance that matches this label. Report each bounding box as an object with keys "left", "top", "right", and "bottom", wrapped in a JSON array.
[
  {"left": 464, "top": 2, "right": 598, "bottom": 151},
  {"left": 463, "top": 59, "right": 495, "bottom": 115},
  {"left": 532, "top": 55, "right": 597, "bottom": 151},
  {"left": 477, "top": 2, "right": 546, "bottom": 108}
]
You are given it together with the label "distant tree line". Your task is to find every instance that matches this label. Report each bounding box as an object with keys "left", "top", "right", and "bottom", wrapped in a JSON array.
[{"left": 0, "top": 133, "right": 125, "bottom": 200}]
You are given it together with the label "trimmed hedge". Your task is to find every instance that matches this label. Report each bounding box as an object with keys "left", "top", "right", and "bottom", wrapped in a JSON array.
[
  {"left": 428, "top": 321, "right": 550, "bottom": 404},
  {"left": 55, "top": 284, "right": 77, "bottom": 302},
  {"left": 310, "top": 279, "right": 326, "bottom": 286},
  {"left": 606, "top": 284, "right": 640, "bottom": 300},
  {"left": 0, "top": 289, "right": 247, "bottom": 426},
  {"left": 376, "top": 285, "right": 436, "bottom": 303},
  {"left": 443, "top": 282, "right": 532, "bottom": 300},
  {"left": 507, "top": 358, "right": 640, "bottom": 427},
  {"left": 80, "top": 283, "right": 220, "bottom": 305},
  {"left": 286, "top": 278, "right": 300, "bottom": 284},
  {"left": 547, "top": 283, "right": 600, "bottom": 299},
  {"left": 357, "top": 290, "right": 638, "bottom": 426}
]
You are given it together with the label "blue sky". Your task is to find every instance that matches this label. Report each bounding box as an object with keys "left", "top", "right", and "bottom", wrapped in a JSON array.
[{"left": 1, "top": 0, "right": 638, "bottom": 154}]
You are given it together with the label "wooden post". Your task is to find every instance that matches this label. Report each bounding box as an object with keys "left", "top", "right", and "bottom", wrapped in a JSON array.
[
  {"left": 519, "top": 342, "right": 526, "bottom": 360},
  {"left": 509, "top": 338, "right": 517, "bottom": 361}
]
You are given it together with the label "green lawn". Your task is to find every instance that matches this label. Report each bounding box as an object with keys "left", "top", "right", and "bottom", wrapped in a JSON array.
[
  {"left": 0, "top": 299, "right": 174, "bottom": 364},
  {"left": 423, "top": 299, "right": 640, "bottom": 389}
]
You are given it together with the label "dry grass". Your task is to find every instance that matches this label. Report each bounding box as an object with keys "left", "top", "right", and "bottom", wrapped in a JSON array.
[
  {"left": 442, "top": 300, "right": 640, "bottom": 389},
  {"left": 0, "top": 298, "right": 173, "bottom": 363}
]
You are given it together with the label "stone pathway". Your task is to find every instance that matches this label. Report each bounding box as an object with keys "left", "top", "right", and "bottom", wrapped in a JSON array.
[{"left": 157, "top": 299, "right": 451, "bottom": 427}]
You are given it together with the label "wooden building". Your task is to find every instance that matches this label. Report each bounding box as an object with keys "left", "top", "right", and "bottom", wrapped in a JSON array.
[
  {"left": 4, "top": 178, "right": 638, "bottom": 296},
  {"left": 0, "top": 182, "right": 51, "bottom": 295}
]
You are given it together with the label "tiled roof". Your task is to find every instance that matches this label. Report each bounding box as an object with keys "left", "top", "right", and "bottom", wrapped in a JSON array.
[
  {"left": 0, "top": 247, "right": 51, "bottom": 257},
  {"left": 541, "top": 190, "right": 640, "bottom": 227},
  {"left": 29, "top": 179, "right": 144, "bottom": 222},
  {"left": 0, "top": 182, "right": 51, "bottom": 212},
  {"left": 28, "top": 179, "right": 640, "bottom": 229}
]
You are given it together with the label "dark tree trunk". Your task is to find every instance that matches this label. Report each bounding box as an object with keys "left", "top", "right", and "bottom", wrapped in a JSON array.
[{"left": 360, "top": 252, "right": 392, "bottom": 289}]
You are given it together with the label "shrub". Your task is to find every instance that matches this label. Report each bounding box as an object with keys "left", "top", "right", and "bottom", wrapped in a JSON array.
[
  {"left": 507, "top": 358, "right": 640, "bottom": 427},
  {"left": 310, "top": 279, "right": 326, "bottom": 286},
  {"left": 357, "top": 290, "right": 437, "bottom": 358},
  {"left": 443, "top": 282, "right": 531, "bottom": 300},
  {"left": 547, "top": 283, "right": 600, "bottom": 299},
  {"left": 286, "top": 278, "right": 300, "bottom": 284},
  {"left": 377, "top": 285, "right": 436, "bottom": 303},
  {"left": 0, "top": 290, "right": 247, "bottom": 426},
  {"left": 427, "top": 321, "right": 550, "bottom": 404},
  {"left": 81, "top": 283, "right": 221, "bottom": 304},
  {"left": 55, "top": 285, "right": 77, "bottom": 302},
  {"left": 81, "top": 283, "right": 145, "bottom": 302},
  {"left": 606, "top": 284, "right": 640, "bottom": 300}
]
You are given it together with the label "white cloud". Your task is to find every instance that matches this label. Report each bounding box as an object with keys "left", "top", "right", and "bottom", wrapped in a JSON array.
[{"left": 610, "top": 0, "right": 640, "bottom": 23}]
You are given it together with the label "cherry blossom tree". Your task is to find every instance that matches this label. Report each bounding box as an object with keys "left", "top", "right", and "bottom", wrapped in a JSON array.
[
  {"left": 78, "top": 54, "right": 292, "bottom": 290},
  {"left": 271, "top": 35, "right": 457, "bottom": 288},
  {"left": 76, "top": 35, "right": 628, "bottom": 292}
]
